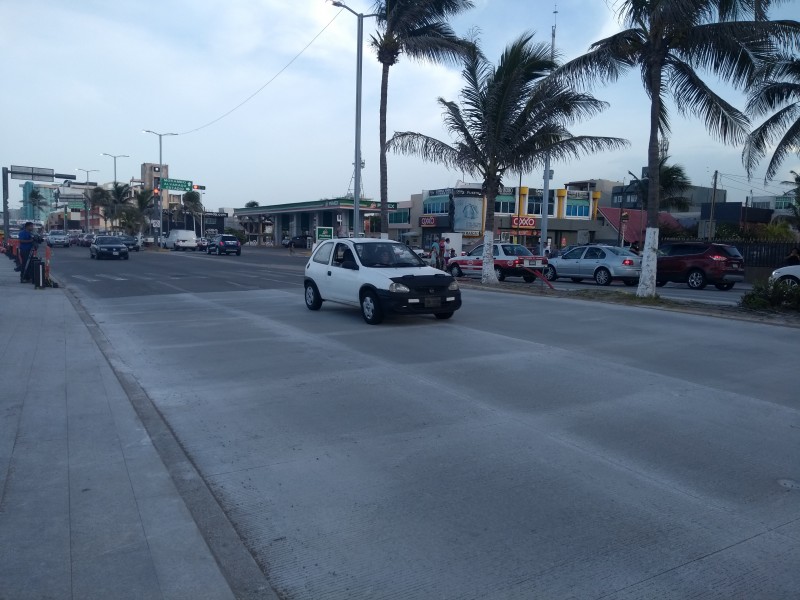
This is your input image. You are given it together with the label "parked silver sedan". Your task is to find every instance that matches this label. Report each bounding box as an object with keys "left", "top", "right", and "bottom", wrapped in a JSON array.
[{"left": 543, "top": 245, "right": 641, "bottom": 286}]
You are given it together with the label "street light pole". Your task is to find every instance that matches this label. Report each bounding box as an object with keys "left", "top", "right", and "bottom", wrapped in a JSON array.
[
  {"left": 101, "top": 153, "right": 129, "bottom": 185},
  {"left": 76, "top": 168, "right": 99, "bottom": 233},
  {"left": 332, "top": 1, "right": 378, "bottom": 238},
  {"left": 143, "top": 130, "right": 177, "bottom": 247}
]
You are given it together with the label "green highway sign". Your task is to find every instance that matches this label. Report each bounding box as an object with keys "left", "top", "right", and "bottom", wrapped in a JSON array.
[{"left": 161, "top": 178, "right": 193, "bottom": 192}]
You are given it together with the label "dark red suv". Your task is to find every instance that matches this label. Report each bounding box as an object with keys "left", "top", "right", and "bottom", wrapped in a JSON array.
[{"left": 657, "top": 242, "right": 745, "bottom": 290}]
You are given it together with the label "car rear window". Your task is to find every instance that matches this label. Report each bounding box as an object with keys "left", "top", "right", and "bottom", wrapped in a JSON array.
[
  {"left": 221, "top": 235, "right": 238, "bottom": 241},
  {"left": 716, "top": 245, "right": 743, "bottom": 258}
]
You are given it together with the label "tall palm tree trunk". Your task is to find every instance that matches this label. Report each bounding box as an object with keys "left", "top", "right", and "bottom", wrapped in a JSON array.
[
  {"left": 379, "top": 62, "right": 391, "bottom": 235},
  {"left": 637, "top": 63, "right": 664, "bottom": 298},
  {"left": 481, "top": 177, "right": 500, "bottom": 284}
]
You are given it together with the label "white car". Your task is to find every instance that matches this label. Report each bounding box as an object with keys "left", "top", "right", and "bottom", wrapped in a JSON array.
[
  {"left": 47, "top": 230, "right": 70, "bottom": 248},
  {"left": 303, "top": 238, "right": 462, "bottom": 324},
  {"left": 770, "top": 264, "right": 800, "bottom": 288}
]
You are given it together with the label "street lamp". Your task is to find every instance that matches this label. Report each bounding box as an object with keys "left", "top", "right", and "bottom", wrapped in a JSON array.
[
  {"left": 101, "top": 153, "right": 129, "bottom": 185},
  {"left": 76, "top": 168, "right": 99, "bottom": 232},
  {"left": 143, "top": 130, "right": 177, "bottom": 247},
  {"left": 331, "top": 1, "right": 379, "bottom": 237}
]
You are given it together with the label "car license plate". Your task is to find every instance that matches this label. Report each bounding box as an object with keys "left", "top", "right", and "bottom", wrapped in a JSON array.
[
  {"left": 730, "top": 263, "right": 739, "bottom": 268},
  {"left": 113, "top": 251, "right": 119, "bottom": 255},
  {"left": 424, "top": 297, "right": 441, "bottom": 308}
]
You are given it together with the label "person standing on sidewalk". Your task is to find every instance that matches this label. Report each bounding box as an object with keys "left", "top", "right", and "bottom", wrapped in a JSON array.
[{"left": 17, "top": 222, "right": 35, "bottom": 282}]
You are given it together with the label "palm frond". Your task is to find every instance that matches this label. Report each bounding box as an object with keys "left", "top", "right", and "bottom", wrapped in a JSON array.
[
  {"left": 386, "top": 130, "right": 469, "bottom": 172},
  {"left": 743, "top": 103, "right": 800, "bottom": 179},
  {"left": 668, "top": 59, "right": 750, "bottom": 144}
]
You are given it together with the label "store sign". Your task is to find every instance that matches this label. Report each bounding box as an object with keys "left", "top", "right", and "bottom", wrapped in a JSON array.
[
  {"left": 420, "top": 216, "right": 439, "bottom": 227},
  {"left": 512, "top": 216, "right": 536, "bottom": 228}
]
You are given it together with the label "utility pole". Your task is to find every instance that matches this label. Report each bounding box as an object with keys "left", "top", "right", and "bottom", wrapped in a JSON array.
[
  {"left": 539, "top": 4, "right": 557, "bottom": 255},
  {"left": 709, "top": 170, "right": 718, "bottom": 240}
]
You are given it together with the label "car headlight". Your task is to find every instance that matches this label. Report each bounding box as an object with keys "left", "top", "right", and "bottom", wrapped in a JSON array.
[
  {"left": 448, "top": 280, "right": 460, "bottom": 291},
  {"left": 389, "top": 282, "right": 411, "bottom": 293}
]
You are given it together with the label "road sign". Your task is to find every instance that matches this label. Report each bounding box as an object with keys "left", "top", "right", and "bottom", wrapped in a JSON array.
[
  {"left": 10, "top": 166, "right": 54, "bottom": 182},
  {"left": 161, "top": 178, "right": 193, "bottom": 192}
]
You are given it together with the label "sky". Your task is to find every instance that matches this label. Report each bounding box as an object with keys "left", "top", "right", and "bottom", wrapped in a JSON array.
[{"left": 2, "top": 0, "right": 797, "bottom": 213}]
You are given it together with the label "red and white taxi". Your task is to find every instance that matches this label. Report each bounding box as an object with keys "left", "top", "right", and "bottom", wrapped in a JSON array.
[{"left": 447, "top": 243, "right": 547, "bottom": 282}]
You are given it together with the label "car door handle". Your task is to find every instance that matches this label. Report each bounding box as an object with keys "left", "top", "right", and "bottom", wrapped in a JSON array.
[{"left": 327, "top": 270, "right": 332, "bottom": 276}]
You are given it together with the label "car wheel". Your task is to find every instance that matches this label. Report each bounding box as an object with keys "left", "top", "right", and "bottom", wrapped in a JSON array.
[
  {"left": 216, "top": 247, "right": 221, "bottom": 255},
  {"left": 304, "top": 282, "right": 323, "bottom": 310},
  {"left": 594, "top": 268, "right": 611, "bottom": 286},
  {"left": 236, "top": 250, "right": 241, "bottom": 256},
  {"left": 623, "top": 278, "right": 637, "bottom": 286},
  {"left": 544, "top": 265, "right": 557, "bottom": 281},
  {"left": 494, "top": 266, "right": 505, "bottom": 281},
  {"left": 434, "top": 311, "right": 454, "bottom": 320},
  {"left": 778, "top": 275, "right": 799, "bottom": 288},
  {"left": 360, "top": 291, "right": 383, "bottom": 325},
  {"left": 522, "top": 273, "right": 535, "bottom": 283},
  {"left": 124, "top": 255, "right": 129, "bottom": 260},
  {"left": 90, "top": 252, "right": 94, "bottom": 259},
  {"left": 714, "top": 282, "right": 735, "bottom": 291},
  {"left": 570, "top": 277, "right": 583, "bottom": 283},
  {"left": 449, "top": 264, "right": 463, "bottom": 277},
  {"left": 686, "top": 269, "right": 707, "bottom": 290}
]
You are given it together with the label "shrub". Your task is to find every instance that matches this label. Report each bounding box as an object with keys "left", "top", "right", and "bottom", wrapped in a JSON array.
[{"left": 740, "top": 279, "right": 800, "bottom": 311}]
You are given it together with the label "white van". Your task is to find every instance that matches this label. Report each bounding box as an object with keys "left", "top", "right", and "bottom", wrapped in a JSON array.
[{"left": 164, "top": 229, "right": 198, "bottom": 251}]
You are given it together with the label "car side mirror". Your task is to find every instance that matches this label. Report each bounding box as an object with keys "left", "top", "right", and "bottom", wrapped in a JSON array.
[{"left": 342, "top": 260, "right": 359, "bottom": 270}]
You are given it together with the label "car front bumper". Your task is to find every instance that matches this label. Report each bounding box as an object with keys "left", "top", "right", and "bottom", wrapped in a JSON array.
[{"left": 376, "top": 290, "right": 462, "bottom": 315}]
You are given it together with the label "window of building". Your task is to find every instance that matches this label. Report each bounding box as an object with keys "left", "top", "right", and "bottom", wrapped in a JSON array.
[
  {"left": 423, "top": 199, "right": 448, "bottom": 214},
  {"left": 565, "top": 200, "right": 590, "bottom": 217},
  {"left": 389, "top": 209, "right": 410, "bottom": 224},
  {"left": 527, "top": 194, "right": 554, "bottom": 216},
  {"left": 495, "top": 195, "right": 516, "bottom": 214},
  {"left": 775, "top": 198, "right": 794, "bottom": 210}
]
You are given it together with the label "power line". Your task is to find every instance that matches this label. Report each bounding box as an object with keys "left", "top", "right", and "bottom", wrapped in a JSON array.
[{"left": 175, "top": 10, "right": 343, "bottom": 136}]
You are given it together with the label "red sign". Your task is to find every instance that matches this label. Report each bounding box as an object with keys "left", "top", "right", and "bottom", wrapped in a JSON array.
[
  {"left": 420, "top": 216, "right": 438, "bottom": 227},
  {"left": 511, "top": 216, "right": 536, "bottom": 228}
]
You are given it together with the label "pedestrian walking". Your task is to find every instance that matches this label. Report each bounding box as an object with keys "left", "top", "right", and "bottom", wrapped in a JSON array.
[
  {"left": 288, "top": 239, "right": 295, "bottom": 256},
  {"left": 430, "top": 237, "right": 440, "bottom": 268}
]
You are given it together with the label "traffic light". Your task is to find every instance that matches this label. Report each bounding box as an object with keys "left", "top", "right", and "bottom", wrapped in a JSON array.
[{"left": 192, "top": 184, "right": 206, "bottom": 190}]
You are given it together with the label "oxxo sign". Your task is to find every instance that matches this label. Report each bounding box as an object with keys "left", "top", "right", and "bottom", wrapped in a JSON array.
[
  {"left": 420, "top": 216, "right": 438, "bottom": 227},
  {"left": 512, "top": 216, "right": 536, "bottom": 228}
]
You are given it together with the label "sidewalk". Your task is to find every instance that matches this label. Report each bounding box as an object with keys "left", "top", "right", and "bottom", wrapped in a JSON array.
[{"left": 0, "top": 263, "right": 238, "bottom": 599}]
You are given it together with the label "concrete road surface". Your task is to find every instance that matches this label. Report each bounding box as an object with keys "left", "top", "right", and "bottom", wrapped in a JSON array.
[{"left": 60, "top": 259, "right": 800, "bottom": 599}]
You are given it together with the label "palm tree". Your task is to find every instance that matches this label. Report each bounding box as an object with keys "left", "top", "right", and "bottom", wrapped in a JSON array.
[
  {"left": 557, "top": 0, "right": 799, "bottom": 297},
  {"left": 779, "top": 169, "right": 800, "bottom": 227},
  {"left": 129, "top": 188, "right": 155, "bottom": 237},
  {"left": 181, "top": 191, "right": 203, "bottom": 232},
  {"left": 105, "top": 183, "right": 131, "bottom": 231},
  {"left": 90, "top": 187, "right": 110, "bottom": 230},
  {"left": 27, "top": 189, "right": 48, "bottom": 222},
  {"left": 387, "top": 33, "right": 628, "bottom": 283},
  {"left": 744, "top": 57, "right": 800, "bottom": 182},
  {"left": 370, "top": 0, "right": 475, "bottom": 235},
  {"left": 629, "top": 142, "right": 693, "bottom": 212}
]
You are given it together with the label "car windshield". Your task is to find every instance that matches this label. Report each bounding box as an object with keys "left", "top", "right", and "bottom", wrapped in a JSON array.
[
  {"left": 606, "top": 247, "right": 638, "bottom": 256},
  {"left": 355, "top": 242, "right": 423, "bottom": 268},
  {"left": 500, "top": 244, "right": 533, "bottom": 256},
  {"left": 96, "top": 237, "right": 122, "bottom": 244}
]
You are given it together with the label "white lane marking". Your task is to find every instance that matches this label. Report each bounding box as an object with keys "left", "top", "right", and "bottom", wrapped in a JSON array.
[
  {"left": 95, "top": 274, "right": 128, "bottom": 281},
  {"left": 72, "top": 275, "right": 99, "bottom": 282}
]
